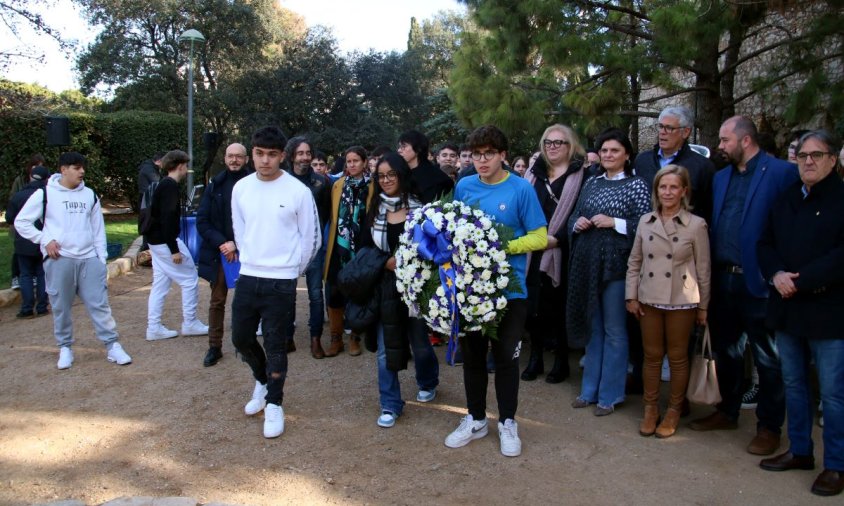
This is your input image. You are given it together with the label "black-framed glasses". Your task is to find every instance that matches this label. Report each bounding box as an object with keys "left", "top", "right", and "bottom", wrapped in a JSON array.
[
  {"left": 377, "top": 171, "right": 398, "bottom": 182},
  {"left": 796, "top": 151, "right": 832, "bottom": 163},
  {"left": 543, "top": 139, "right": 570, "bottom": 148},
  {"left": 654, "top": 123, "right": 685, "bottom": 133},
  {"left": 471, "top": 150, "right": 499, "bottom": 161}
]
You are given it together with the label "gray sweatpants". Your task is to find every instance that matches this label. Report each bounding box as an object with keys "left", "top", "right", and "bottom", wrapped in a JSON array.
[{"left": 44, "top": 256, "right": 119, "bottom": 348}]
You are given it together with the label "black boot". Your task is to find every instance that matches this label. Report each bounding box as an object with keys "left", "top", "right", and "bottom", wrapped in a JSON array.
[
  {"left": 521, "top": 349, "right": 544, "bottom": 381},
  {"left": 545, "top": 354, "right": 570, "bottom": 383}
]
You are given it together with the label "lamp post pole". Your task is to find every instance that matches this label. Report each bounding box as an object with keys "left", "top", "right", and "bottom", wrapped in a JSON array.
[{"left": 179, "top": 29, "right": 206, "bottom": 197}]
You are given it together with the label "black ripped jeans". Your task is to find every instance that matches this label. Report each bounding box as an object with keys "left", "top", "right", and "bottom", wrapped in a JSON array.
[{"left": 231, "top": 275, "right": 296, "bottom": 406}]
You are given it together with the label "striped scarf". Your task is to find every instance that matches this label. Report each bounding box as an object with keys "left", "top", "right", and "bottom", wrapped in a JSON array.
[{"left": 372, "top": 193, "right": 422, "bottom": 252}]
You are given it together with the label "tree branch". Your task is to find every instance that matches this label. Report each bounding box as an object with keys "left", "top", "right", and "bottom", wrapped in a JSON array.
[
  {"left": 728, "top": 51, "right": 844, "bottom": 106},
  {"left": 719, "top": 32, "right": 811, "bottom": 77},
  {"left": 574, "top": 0, "right": 651, "bottom": 22}
]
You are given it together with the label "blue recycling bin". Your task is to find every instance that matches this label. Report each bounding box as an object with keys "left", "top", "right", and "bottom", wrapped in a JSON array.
[{"left": 181, "top": 214, "right": 201, "bottom": 263}]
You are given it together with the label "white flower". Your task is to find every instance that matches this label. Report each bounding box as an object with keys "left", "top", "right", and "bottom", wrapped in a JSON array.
[
  {"left": 497, "top": 276, "right": 509, "bottom": 289},
  {"left": 480, "top": 270, "right": 491, "bottom": 281},
  {"left": 496, "top": 297, "right": 507, "bottom": 310}
]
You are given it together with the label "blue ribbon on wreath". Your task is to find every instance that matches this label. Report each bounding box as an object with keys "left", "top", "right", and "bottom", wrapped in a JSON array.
[{"left": 412, "top": 219, "right": 461, "bottom": 365}]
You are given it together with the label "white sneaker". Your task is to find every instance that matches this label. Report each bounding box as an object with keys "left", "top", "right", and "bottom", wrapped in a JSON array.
[
  {"left": 146, "top": 326, "right": 178, "bottom": 341},
  {"left": 444, "top": 414, "right": 488, "bottom": 448},
  {"left": 377, "top": 410, "right": 397, "bottom": 428},
  {"left": 498, "top": 419, "right": 522, "bottom": 457},
  {"left": 416, "top": 389, "right": 437, "bottom": 403},
  {"left": 11, "top": 276, "right": 20, "bottom": 290},
  {"left": 244, "top": 380, "right": 267, "bottom": 415},
  {"left": 263, "top": 403, "right": 284, "bottom": 438},
  {"left": 181, "top": 320, "right": 209, "bottom": 336},
  {"left": 57, "top": 346, "right": 73, "bottom": 370},
  {"left": 107, "top": 342, "right": 132, "bottom": 365}
]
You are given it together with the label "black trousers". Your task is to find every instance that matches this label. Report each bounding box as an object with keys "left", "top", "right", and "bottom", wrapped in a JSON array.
[
  {"left": 231, "top": 275, "right": 296, "bottom": 406},
  {"left": 462, "top": 299, "right": 528, "bottom": 422}
]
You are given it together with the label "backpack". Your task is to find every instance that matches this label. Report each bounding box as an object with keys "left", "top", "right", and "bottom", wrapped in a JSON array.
[{"left": 137, "top": 181, "right": 159, "bottom": 235}]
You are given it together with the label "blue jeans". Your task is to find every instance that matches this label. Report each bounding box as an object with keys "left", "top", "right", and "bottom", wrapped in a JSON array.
[
  {"left": 777, "top": 332, "right": 844, "bottom": 471},
  {"left": 231, "top": 275, "right": 296, "bottom": 406},
  {"left": 709, "top": 271, "right": 784, "bottom": 431},
  {"left": 376, "top": 318, "right": 439, "bottom": 416},
  {"left": 286, "top": 248, "right": 325, "bottom": 339},
  {"left": 579, "top": 280, "right": 628, "bottom": 409},
  {"left": 18, "top": 254, "right": 47, "bottom": 314}
]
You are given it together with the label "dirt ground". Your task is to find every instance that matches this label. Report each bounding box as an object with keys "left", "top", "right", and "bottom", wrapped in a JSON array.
[{"left": 0, "top": 266, "right": 833, "bottom": 506}]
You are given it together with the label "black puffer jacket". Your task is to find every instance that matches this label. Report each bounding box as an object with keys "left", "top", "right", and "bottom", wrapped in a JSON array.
[{"left": 6, "top": 179, "right": 46, "bottom": 256}]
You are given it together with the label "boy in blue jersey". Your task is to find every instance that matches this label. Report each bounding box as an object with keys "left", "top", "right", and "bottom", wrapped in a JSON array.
[{"left": 444, "top": 125, "right": 548, "bottom": 457}]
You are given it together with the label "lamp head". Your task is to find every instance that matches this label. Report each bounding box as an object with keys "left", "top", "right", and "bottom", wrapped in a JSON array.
[{"left": 179, "top": 29, "right": 205, "bottom": 43}]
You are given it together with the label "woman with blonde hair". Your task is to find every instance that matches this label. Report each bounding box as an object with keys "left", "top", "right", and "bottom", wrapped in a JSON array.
[
  {"left": 625, "top": 164, "right": 710, "bottom": 437},
  {"left": 522, "top": 124, "right": 588, "bottom": 383}
]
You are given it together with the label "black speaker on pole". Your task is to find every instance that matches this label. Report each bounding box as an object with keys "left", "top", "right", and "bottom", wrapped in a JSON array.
[
  {"left": 203, "top": 132, "right": 219, "bottom": 153},
  {"left": 45, "top": 116, "right": 70, "bottom": 147}
]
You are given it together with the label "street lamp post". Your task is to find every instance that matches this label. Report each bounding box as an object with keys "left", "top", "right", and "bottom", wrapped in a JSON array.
[{"left": 179, "top": 28, "right": 206, "bottom": 197}]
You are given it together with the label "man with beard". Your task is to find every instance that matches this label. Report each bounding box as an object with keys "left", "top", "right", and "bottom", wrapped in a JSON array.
[
  {"left": 284, "top": 136, "right": 332, "bottom": 358},
  {"left": 689, "top": 116, "right": 798, "bottom": 458},
  {"left": 196, "top": 142, "right": 251, "bottom": 367}
]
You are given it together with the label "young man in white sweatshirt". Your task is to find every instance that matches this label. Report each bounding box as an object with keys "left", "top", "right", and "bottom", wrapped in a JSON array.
[
  {"left": 14, "top": 152, "right": 132, "bottom": 369},
  {"left": 231, "top": 126, "right": 320, "bottom": 439}
]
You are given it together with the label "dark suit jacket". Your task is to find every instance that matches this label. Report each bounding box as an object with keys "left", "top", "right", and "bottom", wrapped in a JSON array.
[
  {"left": 711, "top": 151, "right": 798, "bottom": 298},
  {"left": 633, "top": 142, "right": 715, "bottom": 222},
  {"left": 757, "top": 173, "right": 844, "bottom": 339}
]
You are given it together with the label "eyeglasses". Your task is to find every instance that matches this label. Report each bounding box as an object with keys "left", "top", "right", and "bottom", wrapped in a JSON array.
[
  {"left": 654, "top": 124, "right": 685, "bottom": 133},
  {"left": 377, "top": 171, "right": 398, "bottom": 182},
  {"left": 226, "top": 154, "right": 246, "bottom": 160},
  {"left": 471, "top": 150, "right": 499, "bottom": 161},
  {"left": 397, "top": 143, "right": 410, "bottom": 151},
  {"left": 796, "top": 151, "right": 832, "bottom": 163},
  {"left": 543, "top": 139, "right": 570, "bottom": 148}
]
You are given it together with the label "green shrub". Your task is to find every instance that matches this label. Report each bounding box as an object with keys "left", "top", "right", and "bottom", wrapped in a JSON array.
[{"left": 1, "top": 111, "right": 205, "bottom": 209}]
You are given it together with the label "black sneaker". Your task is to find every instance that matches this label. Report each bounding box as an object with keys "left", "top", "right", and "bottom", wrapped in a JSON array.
[
  {"left": 741, "top": 384, "right": 759, "bottom": 409},
  {"left": 16, "top": 311, "right": 35, "bottom": 319}
]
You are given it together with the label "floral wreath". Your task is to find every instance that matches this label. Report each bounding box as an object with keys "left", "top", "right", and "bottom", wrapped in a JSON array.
[{"left": 395, "top": 196, "right": 519, "bottom": 364}]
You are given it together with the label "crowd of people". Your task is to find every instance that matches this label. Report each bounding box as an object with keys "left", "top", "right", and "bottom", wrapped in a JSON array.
[{"left": 5, "top": 105, "right": 844, "bottom": 497}]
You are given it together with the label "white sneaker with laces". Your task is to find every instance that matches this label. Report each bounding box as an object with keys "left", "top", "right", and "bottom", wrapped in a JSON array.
[
  {"left": 146, "top": 326, "right": 178, "bottom": 341},
  {"left": 57, "top": 346, "right": 73, "bottom": 370},
  {"left": 263, "top": 403, "right": 284, "bottom": 438},
  {"left": 107, "top": 342, "right": 132, "bottom": 365},
  {"left": 11, "top": 276, "right": 20, "bottom": 290},
  {"left": 498, "top": 419, "right": 522, "bottom": 457},
  {"left": 444, "top": 414, "right": 488, "bottom": 448},
  {"left": 181, "top": 320, "right": 209, "bottom": 336},
  {"left": 244, "top": 381, "right": 267, "bottom": 415}
]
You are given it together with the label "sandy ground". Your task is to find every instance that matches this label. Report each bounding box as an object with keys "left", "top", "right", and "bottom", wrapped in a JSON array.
[{"left": 0, "top": 266, "right": 833, "bottom": 506}]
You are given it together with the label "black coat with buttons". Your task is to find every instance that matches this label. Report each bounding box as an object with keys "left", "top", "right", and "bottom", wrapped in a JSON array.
[{"left": 757, "top": 173, "right": 844, "bottom": 340}]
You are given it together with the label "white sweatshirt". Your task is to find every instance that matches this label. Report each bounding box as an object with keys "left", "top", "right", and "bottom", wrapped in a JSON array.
[
  {"left": 232, "top": 171, "right": 320, "bottom": 279},
  {"left": 14, "top": 173, "right": 107, "bottom": 263}
]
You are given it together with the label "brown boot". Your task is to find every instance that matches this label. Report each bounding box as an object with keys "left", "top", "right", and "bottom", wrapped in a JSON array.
[
  {"left": 640, "top": 404, "right": 659, "bottom": 437},
  {"left": 311, "top": 336, "right": 325, "bottom": 359},
  {"left": 348, "top": 334, "right": 362, "bottom": 356},
  {"left": 656, "top": 407, "right": 682, "bottom": 438},
  {"left": 324, "top": 335, "right": 344, "bottom": 357}
]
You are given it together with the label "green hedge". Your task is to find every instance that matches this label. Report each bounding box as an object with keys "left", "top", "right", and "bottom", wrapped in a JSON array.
[{"left": 1, "top": 111, "right": 205, "bottom": 209}]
